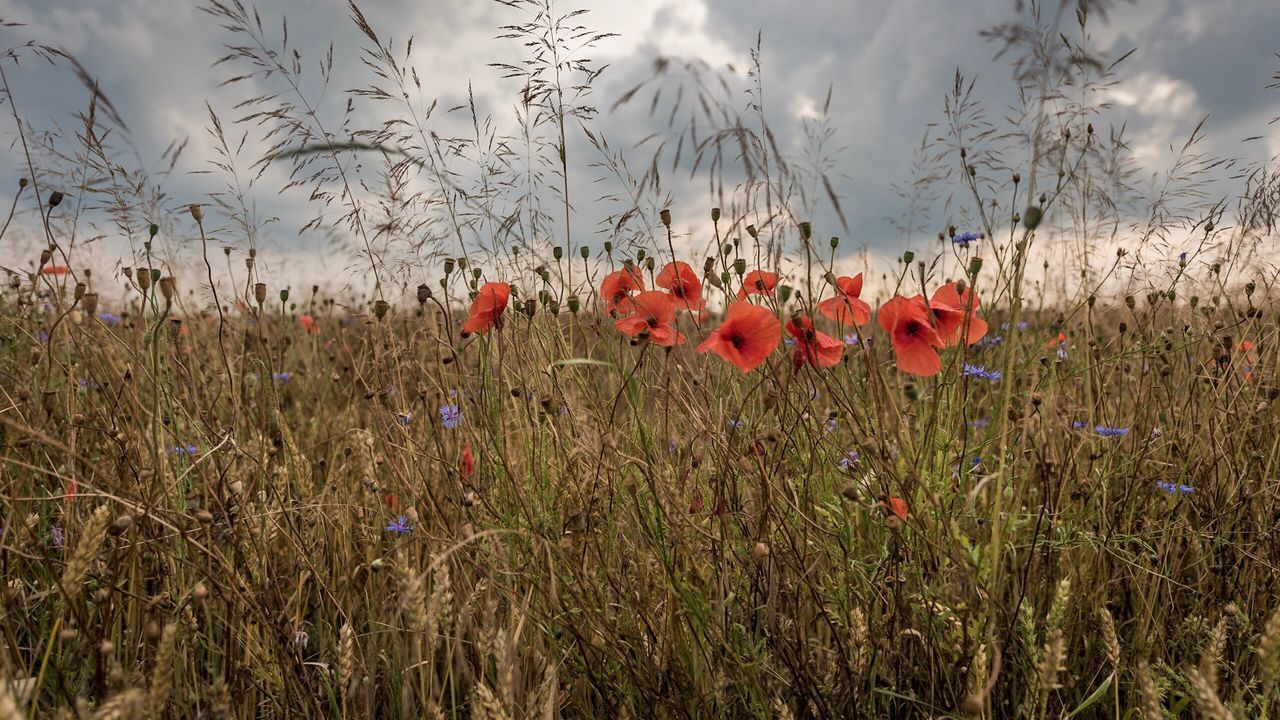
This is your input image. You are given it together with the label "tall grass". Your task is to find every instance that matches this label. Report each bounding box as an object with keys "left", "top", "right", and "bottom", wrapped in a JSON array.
[{"left": 2, "top": 0, "right": 1280, "bottom": 717}]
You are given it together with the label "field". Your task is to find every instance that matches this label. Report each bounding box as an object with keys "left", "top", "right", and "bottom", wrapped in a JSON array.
[{"left": 3, "top": 0, "right": 1280, "bottom": 718}]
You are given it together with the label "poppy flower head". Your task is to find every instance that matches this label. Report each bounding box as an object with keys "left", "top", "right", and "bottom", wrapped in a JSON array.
[
  {"left": 929, "top": 282, "right": 987, "bottom": 346},
  {"left": 461, "top": 282, "right": 511, "bottom": 334},
  {"left": 299, "top": 314, "right": 319, "bottom": 334},
  {"left": 785, "top": 315, "right": 844, "bottom": 371},
  {"left": 460, "top": 442, "right": 475, "bottom": 479},
  {"left": 614, "top": 290, "right": 685, "bottom": 347},
  {"left": 40, "top": 264, "right": 69, "bottom": 275},
  {"left": 656, "top": 261, "right": 705, "bottom": 311},
  {"left": 697, "top": 302, "right": 782, "bottom": 373},
  {"left": 878, "top": 295, "right": 943, "bottom": 377},
  {"left": 600, "top": 267, "right": 644, "bottom": 316},
  {"left": 737, "top": 270, "right": 778, "bottom": 301},
  {"left": 817, "top": 273, "right": 872, "bottom": 326},
  {"left": 879, "top": 496, "right": 909, "bottom": 522}
]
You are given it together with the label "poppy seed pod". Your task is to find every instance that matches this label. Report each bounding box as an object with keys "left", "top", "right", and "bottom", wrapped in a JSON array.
[
  {"left": 969, "top": 257, "right": 984, "bottom": 276},
  {"left": 123, "top": 267, "right": 133, "bottom": 281},
  {"left": 374, "top": 300, "right": 389, "bottom": 320},
  {"left": 659, "top": 208, "right": 671, "bottom": 226},
  {"left": 603, "top": 241, "right": 613, "bottom": 254},
  {"left": 417, "top": 284, "right": 430, "bottom": 304},
  {"left": 798, "top": 221, "right": 812, "bottom": 240},
  {"left": 553, "top": 246, "right": 563, "bottom": 260},
  {"left": 18, "top": 177, "right": 27, "bottom": 188},
  {"left": 254, "top": 283, "right": 267, "bottom": 305},
  {"left": 443, "top": 258, "right": 455, "bottom": 275},
  {"left": 567, "top": 295, "right": 580, "bottom": 313},
  {"left": 711, "top": 207, "right": 720, "bottom": 222},
  {"left": 637, "top": 249, "right": 646, "bottom": 262},
  {"left": 902, "top": 251, "right": 915, "bottom": 264},
  {"left": 279, "top": 288, "right": 289, "bottom": 303},
  {"left": 159, "top": 277, "right": 176, "bottom": 302},
  {"left": 580, "top": 246, "right": 589, "bottom": 260},
  {"left": 48, "top": 191, "right": 63, "bottom": 207},
  {"left": 82, "top": 292, "right": 98, "bottom": 316},
  {"left": 189, "top": 204, "right": 203, "bottom": 223},
  {"left": 456, "top": 256, "right": 468, "bottom": 270},
  {"left": 746, "top": 225, "right": 758, "bottom": 239},
  {"left": 136, "top": 271, "right": 151, "bottom": 292},
  {"left": 830, "top": 236, "right": 839, "bottom": 249},
  {"left": 149, "top": 223, "right": 159, "bottom": 238},
  {"left": 73, "top": 282, "right": 86, "bottom": 301},
  {"left": 39, "top": 248, "right": 52, "bottom": 266},
  {"left": 704, "top": 257, "right": 716, "bottom": 274},
  {"left": 733, "top": 259, "right": 746, "bottom": 276}
]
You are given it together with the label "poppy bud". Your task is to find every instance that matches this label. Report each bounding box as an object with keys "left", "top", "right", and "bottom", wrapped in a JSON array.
[
  {"left": 417, "top": 284, "right": 430, "bottom": 304},
  {"left": 254, "top": 282, "right": 267, "bottom": 305},
  {"left": 1205, "top": 221, "right": 1214, "bottom": 232},
  {"left": 567, "top": 295, "right": 580, "bottom": 313},
  {"left": 798, "top": 221, "right": 812, "bottom": 240},
  {"left": 704, "top": 256, "right": 716, "bottom": 273},
  {"left": 1022, "top": 206, "right": 1041, "bottom": 230},
  {"left": 711, "top": 207, "right": 721, "bottom": 222},
  {"left": 659, "top": 209, "right": 671, "bottom": 227},
  {"left": 1012, "top": 172, "right": 1021, "bottom": 183},
  {"left": 580, "top": 246, "right": 589, "bottom": 260},
  {"left": 48, "top": 191, "right": 63, "bottom": 207},
  {"left": 553, "top": 246, "right": 563, "bottom": 260},
  {"left": 603, "top": 241, "right": 613, "bottom": 254},
  {"left": 733, "top": 259, "right": 746, "bottom": 276},
  {"left": 1247, "top": 282, "right": 1256, "bottom": 297},
  {"left": 547, "top": 299, "right": 560, "bottom": 315},
  {"left": 830, "top": 236, "right": 839, "bottom": 249},
  {"left": 707, "top": 273, "right": 724, "bottom": 290},
  {"left": 723, "top": 243, "right": 733, "bottom": 256},
  {"left": 949, "top": 225, "right": 957, "bottom": 238},
  {"left": 39, "top": 248, "right": 51, "bottom": 266},
  {"left": 523, "top": 297, "right": 538, "bottom": 317},
  {"left": 122, "top": 267, "right": 133, "bottom": 281},
  {"left": 902, "top": 251, "right": 914, "bottom": 264},
  {"left": 954, "top": 279, "right": 966, "bottom": 295},
  {"left": 644, "top": 257, "right": 654, "bottom": 272},
  {"left": 18, "top": 178, "right": 27, "bottom": 188},
  {"left": 777, "top": 285, "right": 792, "bottom": 304}
]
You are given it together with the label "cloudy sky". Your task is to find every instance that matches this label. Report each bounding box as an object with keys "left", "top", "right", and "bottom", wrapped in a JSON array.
[{"left": 0, "top": 0, "right": 1276, "bottom": 288}]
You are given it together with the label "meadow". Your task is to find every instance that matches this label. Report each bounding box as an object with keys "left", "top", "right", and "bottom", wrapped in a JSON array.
[{"left": 3, "top": 0, "right": 1280, "bottom": 718}]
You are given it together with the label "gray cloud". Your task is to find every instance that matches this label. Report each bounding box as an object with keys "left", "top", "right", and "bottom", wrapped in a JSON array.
[{"left": 0, "top": 0, "right": 1275, "bottom": 287}]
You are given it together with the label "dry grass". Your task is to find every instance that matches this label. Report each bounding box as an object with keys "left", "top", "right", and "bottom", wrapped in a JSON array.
[{"left": 2, "top": 0, "right": 1280, "bottom": 718}]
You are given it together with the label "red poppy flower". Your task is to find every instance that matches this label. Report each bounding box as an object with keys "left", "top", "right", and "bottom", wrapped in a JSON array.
[
  {"left": 1046, "top": 331, "right": 1067, "bottom": 349},
  {"left": 460, "top": 442, "right": 475, "bottom": 479},
  {"left": 737, "top": 269, "right": 778, "bottom": 300},
  {"left": 41, "top": 265, "right": 69, "bottom": 275},
  {"left": 785, "top": 315, "right": 844, "bottom": 371},
  {"left": 299, "top": 314, "right": 319, "bottom": 334},
  {"left": 385, "top": 493, "right": 399, "bottom": 510},
  {"left": 462, "top": 282, "right": 511, "bottom": 334},
  {"left": 600, "top": 267, "right": 644, "bottom": 316},
  {"left": 880, "top": 496, "right": 909, "bottom": 521},
  {"left": 878, "top": 295, "right": 943, "bottom": 377},
  {"left": 929, "top": 282, "right": 987, "bottom": 346},
  {"left": 817, "top": 273, "right": 871, "bottom": 326},
  {"left": 697, "top": 302, "right": 781, "bottom": 373},
  {"left": 1241, "top": 340, "right": 1256, "bottom": 352},
  {"left": 614, "top": 291, "right": 686, "bottom": 346},
  {"left": 656, "top": 261, "right": 704, "bottom": 311}
]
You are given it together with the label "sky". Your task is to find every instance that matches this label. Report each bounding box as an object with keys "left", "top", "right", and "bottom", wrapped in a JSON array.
[{"left": 0, "top": 0, "right": 1276, "bottom": 291}]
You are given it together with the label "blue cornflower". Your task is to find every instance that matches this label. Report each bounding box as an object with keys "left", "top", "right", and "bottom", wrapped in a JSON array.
[
  {"left": 727, "top": 418, "right": 745, "bottom": 429},
  {"left": 169, "top": 444, "right": 199, "bottom": 456},
  {"left": 36, "top": 330, "right": 50, "bottom": 343},
  {"left": 98, "top": 312, "right": 122, "bottom": 326},
  {"left": 999, "top": 321, "right": 1028, "bottom": 331},
  {"left": 1072, "top": 420, "right": 1088, "bottom": 430},
  {"left": 1056, "top": 344, "right": 1068, "bottom": 360},
  {"left": 50, "top": 526, "right": 64, "bottom": 549},
  {"left": 979, "top": 335, "right": 1004, "bottom": 347},
  {"left": 385, "top": 515, "right": 413, "bottom": 535},
  {"left": 1156, "top": 481, "right": 1193, "bottom": 494},
  {"left": 963, "top": 364, "right": 1001, "bottom": 383},
  {"left": 273, "top": 372, "right": 292, "bottom": 383},
  {"left": 439, "top": 403, "right": 464, "bottom": 429},
  {"left": 968, "top": 417, "right": 990, "bottom": 429},
  {"left": 971, "top": 456, "right": 982, "bottom": 467},
  {"left": 952, "top": 230, "right": 982, "bottom": 245},
  {"left": 1094, "top": 425, "right": 1130, "bottom": 438},
  {"left": 825, "top": 417, "right": 838, "bottom": 433},
  {"left": 395, "top": 412, "right": 414, "bottom": 426},
  {"left": 844, "top": 333, "right": 860, "bottom": 346},
  {"left": 1178, "top": 251, "right": 1188, "bottom": 266},
  {"left": 840, "top": 450, "right": 860, "bottom": 469},
  {"left": 783, "top": 337, "right": 797, "bottom": 347}
]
